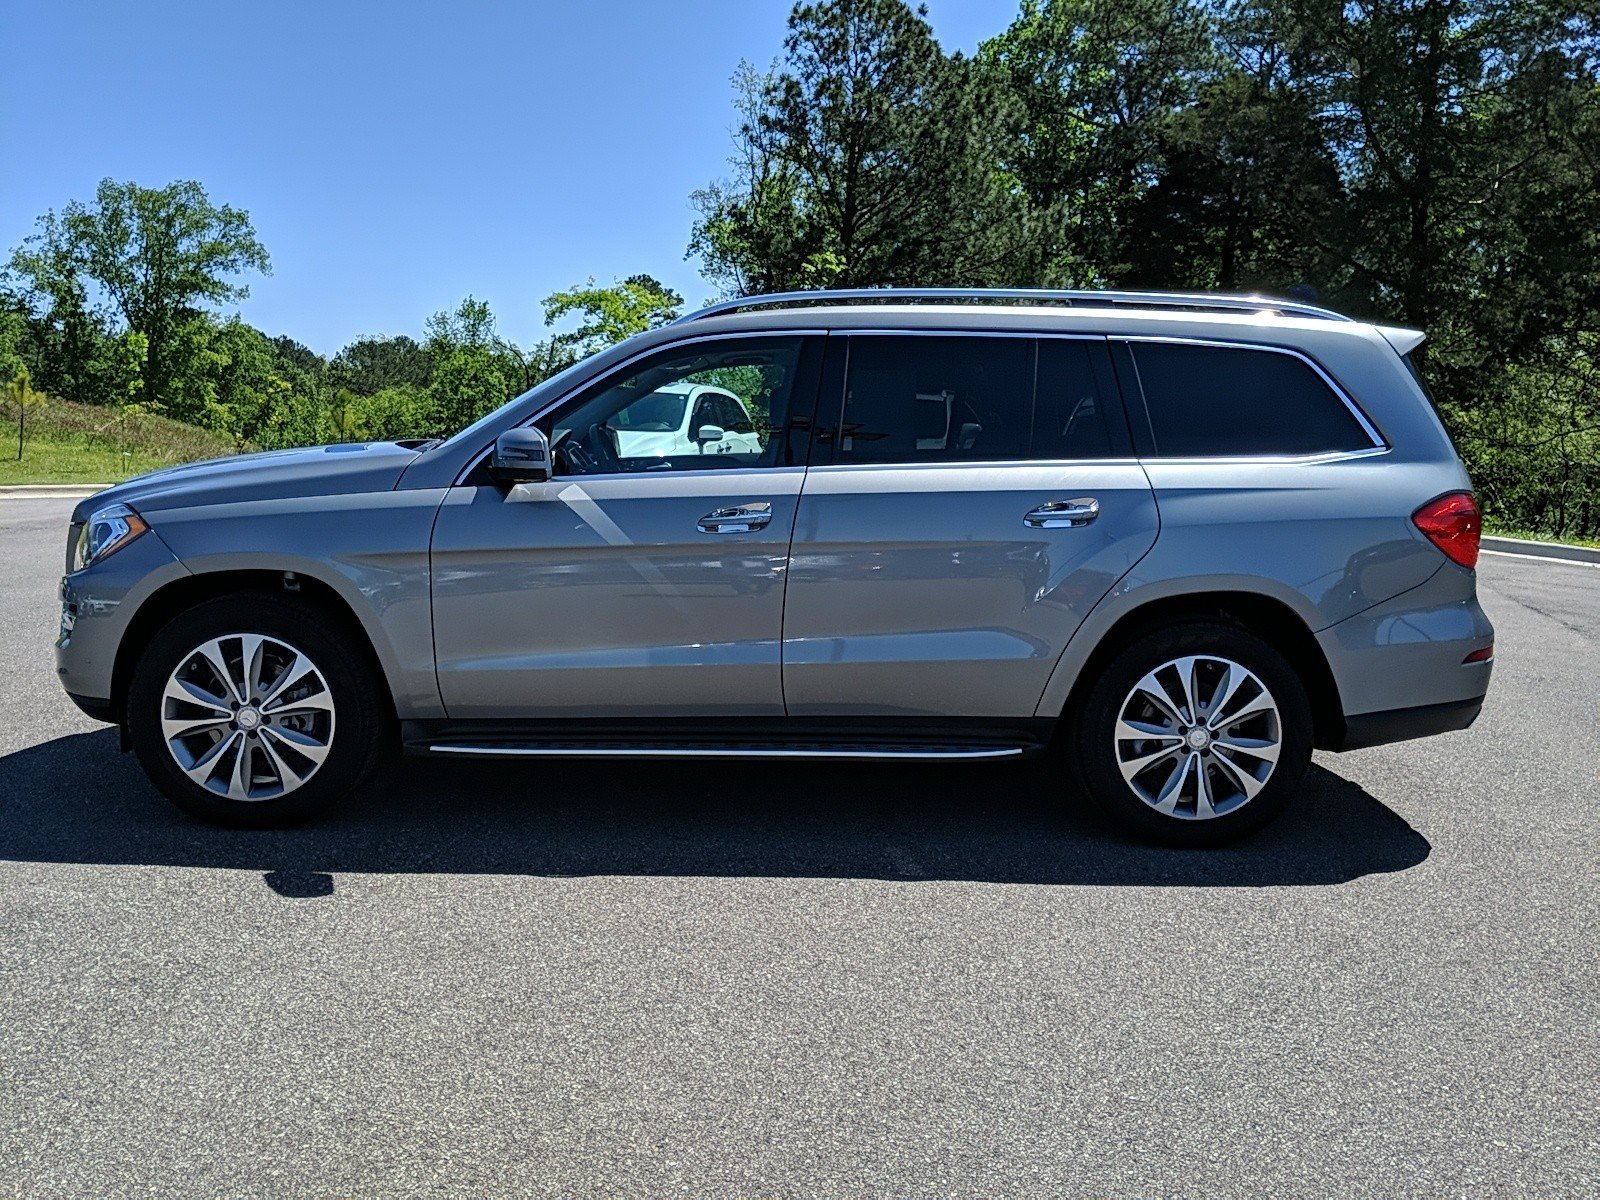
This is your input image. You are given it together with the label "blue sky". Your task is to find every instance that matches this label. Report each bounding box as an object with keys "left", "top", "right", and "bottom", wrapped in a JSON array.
[{"left": 1, "top": 0, "right": 1019, "bottom": 355}]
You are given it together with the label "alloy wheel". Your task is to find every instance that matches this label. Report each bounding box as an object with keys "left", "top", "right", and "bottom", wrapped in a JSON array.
[
  {"left": 160, "top": 633, "right": 336, "bottom": 801},
  {"left": 1114, "top": 654, "right": 1282, "bottom": 821}
]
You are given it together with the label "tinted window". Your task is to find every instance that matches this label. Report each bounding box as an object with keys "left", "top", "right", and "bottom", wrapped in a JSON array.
[
  {"left": 1131, "top": 342, "right": 1372, "bottom": 457},
  {"left": 714, "top": 394, "right": 747, "bottom": 431},
  {"left": 839, "top": 336, "right": 1033, "bottom": 463},
  {"left": 834, "top": 335, "right": 1128, "bottom": 464},
  {"left": 546, "top": 337, "right": 817, "bottom": 475},
  {"left": 613, "top": 391, "right": 688, "bottom": 432},
  {"left": 1034, "top": 337, "right": 1129, "bottom": 459}
]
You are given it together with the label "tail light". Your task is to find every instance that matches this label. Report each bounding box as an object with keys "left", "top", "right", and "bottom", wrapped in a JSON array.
[{"left": 1413, "top": 492, "right": 1481, "bottom": 569}]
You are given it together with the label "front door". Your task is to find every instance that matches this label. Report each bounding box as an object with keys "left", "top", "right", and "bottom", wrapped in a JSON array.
[
  {"left": 782, "top": 333, "right": 1159, "bottom": 717},
  {"left": 430, "top": 334, "right": 822, "bottom": 719}
]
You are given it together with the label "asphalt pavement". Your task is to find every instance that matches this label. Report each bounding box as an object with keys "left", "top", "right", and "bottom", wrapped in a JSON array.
[{"left": 1, "top": 497, "right": 1595, "bottom": 1196}]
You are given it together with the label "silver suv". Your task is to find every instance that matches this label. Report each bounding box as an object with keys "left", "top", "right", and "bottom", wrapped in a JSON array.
[{"left": 55, "top": 289, "right": 1494, "bottom": 845}]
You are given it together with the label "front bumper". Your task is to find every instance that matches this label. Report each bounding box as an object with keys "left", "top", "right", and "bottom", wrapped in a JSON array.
[
  {"left": 63, "top": 690, "right": 118, "bottom": 724},
  {"left": 55, "top": 527, "right": 188, "bottom": 712}
]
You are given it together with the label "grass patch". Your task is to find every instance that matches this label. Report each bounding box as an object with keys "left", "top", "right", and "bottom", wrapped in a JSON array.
[
  {"left": 1482, "top": 522, "right": 1600, "bottom": 551},
  {"left": 0, "top": 397, "right": 236, "bottom": 484}
]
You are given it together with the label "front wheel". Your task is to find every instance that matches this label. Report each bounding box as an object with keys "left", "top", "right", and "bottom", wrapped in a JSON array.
[
  {"left": 127, "top": 594, "right": 390, "bottom": 828},
  {"left": 1072, "top": 623, "right": 1313, "bottom": 847}
]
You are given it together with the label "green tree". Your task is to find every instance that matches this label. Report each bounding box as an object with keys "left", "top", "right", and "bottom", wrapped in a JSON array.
[
  {"left": 690, "top": 0, "right": 1047, "bottom": 294},
  {"left": 1271, "top": 0, "right": 1600, "bottom": 346},
  {"left": 542, "top": 274, "right": 683, "bottom": 356},
  {"left": 0, "top": 307, "right": 26, "bottom": 387},
  {"left": 194, "top": 320, "right": 293, "bottom": 449},
  {"left": 353, "top": 384, "right": 437, "bottom": 441},
  {"left": 5, "top": 367, "right": 47, "bottom": 460},
  {"left": 980, "top": 0, "right": 1217, "bottom": 281},
  {"left": 330, "top": 334, "right": 433, "bottom": 395},
  {"left": 1115, "top": 6, "right": 1345, "bottom": 292},
  {"left": 425, "top": 297, "right": 518, "bottom": 433},
  {"left": 3, "top": 178, "right": 269, "bottom": 418}
]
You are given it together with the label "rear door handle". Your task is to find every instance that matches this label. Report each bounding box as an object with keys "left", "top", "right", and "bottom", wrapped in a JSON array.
[
  {"left": 698, "top": 502, "right": 773, "bottom": 534},
  {"left": 1024, "top": 497, "right": 1100, "bottom": 528}
]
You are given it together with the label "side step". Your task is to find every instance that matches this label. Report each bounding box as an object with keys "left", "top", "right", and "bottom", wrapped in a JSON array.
[
  {"left": 424, "top": 743, "right": 1027, "bottom": 762},
  {"left": 400, "top": 717, "right": 1056, "bottom": 762}
]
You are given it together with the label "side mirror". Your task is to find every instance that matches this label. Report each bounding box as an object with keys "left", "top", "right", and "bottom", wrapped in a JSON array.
[
  {"left": 694, "top": 424, "right": 725, "bottom": 444},
  {"left": 491, "top": 426, "right": 551, "bottom": 484}
]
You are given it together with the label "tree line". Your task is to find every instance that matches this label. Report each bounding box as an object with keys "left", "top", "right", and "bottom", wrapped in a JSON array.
[
  {"left": 4, "top": 0, "right": 1598, "bottom": 536},
  {"left": 0, "top": 176, "right": 682, "bottom": 452}
]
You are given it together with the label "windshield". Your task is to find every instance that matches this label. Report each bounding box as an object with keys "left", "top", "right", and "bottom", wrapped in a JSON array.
[{"left": 612, "top": 391, "right": 688, "bottom": 432}]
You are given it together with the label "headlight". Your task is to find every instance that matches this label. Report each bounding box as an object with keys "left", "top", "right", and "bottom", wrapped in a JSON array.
[{"left": 72, "top": 503, "right": 148, "bottom": 572}]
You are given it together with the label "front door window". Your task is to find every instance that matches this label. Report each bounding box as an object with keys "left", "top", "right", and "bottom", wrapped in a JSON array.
[{"left": 547, "top": 337, "right": 814, "bottom": 475}]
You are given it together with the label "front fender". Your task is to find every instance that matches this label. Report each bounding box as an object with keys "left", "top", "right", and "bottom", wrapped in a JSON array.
[{"left": 138, "top": 488, "right": 449, "bottom": 719}]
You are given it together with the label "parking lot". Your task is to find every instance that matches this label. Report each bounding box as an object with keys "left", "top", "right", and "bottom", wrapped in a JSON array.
[{"left": 1, "top": 496, "right": 1595, "bottom": 1194}]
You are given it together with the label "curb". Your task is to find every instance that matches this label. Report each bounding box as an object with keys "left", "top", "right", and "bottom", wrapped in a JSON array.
[
  {"left": 1481, "top": 535, "right": 1600, "bottom": 566},
  {"left": 0, "top": 485, "right": 109, "bottom": 501}
]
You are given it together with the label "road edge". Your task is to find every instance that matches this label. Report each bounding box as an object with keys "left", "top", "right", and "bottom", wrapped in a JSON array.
[
  {"left": 1482, "top": 535, "right": 1600, "bottom": 566},
  {"left": 0, "top": 484, "right": 110, "bottom": 501}
]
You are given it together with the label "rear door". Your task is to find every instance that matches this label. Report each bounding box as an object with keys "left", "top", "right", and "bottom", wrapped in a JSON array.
[{"left": 781, "top": 332, "right": 1159, "bottom": 717}]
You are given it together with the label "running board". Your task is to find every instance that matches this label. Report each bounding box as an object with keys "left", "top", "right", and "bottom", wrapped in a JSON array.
[{"left": 424, "top": 743, "right": 1027, "bottom": 762}]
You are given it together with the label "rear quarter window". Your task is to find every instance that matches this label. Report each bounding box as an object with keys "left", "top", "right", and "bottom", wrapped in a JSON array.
[{"left": 1129, "top": 342, "right": 1374, "bottom": 457}]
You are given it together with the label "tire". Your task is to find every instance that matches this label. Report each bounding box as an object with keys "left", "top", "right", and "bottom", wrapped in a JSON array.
[
  {"left": 1072, "top": 622, "right": 1313, "bottom": 847},
  {"left": 127, "top": 593, "right": 391, "bottom": 828}
]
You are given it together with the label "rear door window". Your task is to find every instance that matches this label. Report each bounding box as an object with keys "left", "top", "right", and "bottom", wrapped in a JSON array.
[
  {"left": 1128, "top": 342, "right": 1375, "bottom": 457},
  {"left": 837, "top": 335, "right": 1033, "bottom": 463},
  {"left": 833, "top": 334, "right": 1126, "bottom": 464},
  {"left": 1034, "top": 337, "right": 1131, "bottom": 459}
]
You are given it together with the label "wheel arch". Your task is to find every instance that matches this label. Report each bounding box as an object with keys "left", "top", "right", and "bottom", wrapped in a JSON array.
[
  {"left": 109, "top": 568, "right": 394, "bottom": 730},
  {"left": 1043, "top": 588, "right": 1347, "bottom": 751}
]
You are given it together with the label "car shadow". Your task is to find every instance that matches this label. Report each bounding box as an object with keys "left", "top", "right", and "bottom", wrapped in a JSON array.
[{"left": 0, "top": 729, "right": 1429, "bottom": 890}]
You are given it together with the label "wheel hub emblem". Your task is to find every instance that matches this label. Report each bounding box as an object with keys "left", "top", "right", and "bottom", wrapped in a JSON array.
[
  {"left": 1185, "top": 726, "right": 1211, "bottom": 750},
  {"left": 236, "top": 706, "right": 261, "bottom": 731}
]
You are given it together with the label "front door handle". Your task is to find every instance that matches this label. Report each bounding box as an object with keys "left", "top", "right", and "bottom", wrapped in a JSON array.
[
  {"left": 698, "top": 502, "right": 773, "bottom": 534},
  {"left": 1024, "top": 497, "right": 1100, "bottom": 528}
]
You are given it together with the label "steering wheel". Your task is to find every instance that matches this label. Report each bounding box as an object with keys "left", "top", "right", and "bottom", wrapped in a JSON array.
[{"left": 555, "top": 421, "right": 623, "bottom": 476}]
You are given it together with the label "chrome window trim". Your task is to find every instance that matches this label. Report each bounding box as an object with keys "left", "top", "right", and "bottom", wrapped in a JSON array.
[
  {"left": 453, "top": 328, "right": 828, "bottom": 486},
  {"left": 804, "top": 458, "right": 1144, "bottom": 473},
  {"left": 1113, "top": 334, "right": 1388, "bottom": 453},
  {"left": 804, "top": 447, "right": 1388, "bottom": 472},
  {"left": 1131, "top": 445, "right": 1393, "bottom": 466},
  {"left": 456, "top": 328, "right": 1388, "bottom": 482}
]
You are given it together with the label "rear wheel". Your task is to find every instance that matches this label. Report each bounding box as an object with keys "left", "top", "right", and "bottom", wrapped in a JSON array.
[
  {"left": 1072, "top": 623, "right": 1313, "bottom": 846},
  {"left": 127, "top": 593, "right": 389, "bottom": 827}
]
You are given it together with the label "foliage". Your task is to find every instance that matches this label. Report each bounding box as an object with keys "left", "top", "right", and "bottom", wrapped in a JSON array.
[
  {"left": 4, "top": 367, "right": 48, "bottom": 459},
  {"left": 1446, "top": 338, "right": 1600, "bottom": 539},
  {"left": 981, "top": 0, "right": 1219, "bottom": 282},
  {"left": 542, "top": 274, "right": 683, "bottom": 356},
  {"left": 423, "top": 297, "right": 523, "bottom": 434},
  {"left": 690, "top": 0, "right": 1048, "bottom": 294},
  {"left": 3, "top": 178, "right": 270, "bottom": 421},
  {"left": 330, "top": 334, "right": 433, "bottom": 395}
]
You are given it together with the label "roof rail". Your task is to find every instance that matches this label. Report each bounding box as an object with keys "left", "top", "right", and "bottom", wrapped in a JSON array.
[{"left": 678, "top": 287, "right": 1353, "bottom": 324}]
